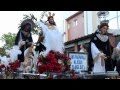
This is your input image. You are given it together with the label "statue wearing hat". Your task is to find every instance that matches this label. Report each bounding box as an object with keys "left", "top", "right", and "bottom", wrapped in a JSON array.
[{"left": 14, "top": 15, "right": 36, "bottom": 62}]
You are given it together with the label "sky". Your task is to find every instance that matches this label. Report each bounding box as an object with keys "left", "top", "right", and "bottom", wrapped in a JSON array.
[{"left": 0, "top": 11, "right": 78, "bottom": 47}]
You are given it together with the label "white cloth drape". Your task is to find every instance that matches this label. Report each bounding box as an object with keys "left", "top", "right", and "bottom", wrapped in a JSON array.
[{"left": 91, "top": 42, "right": 106, "bottom": 73}]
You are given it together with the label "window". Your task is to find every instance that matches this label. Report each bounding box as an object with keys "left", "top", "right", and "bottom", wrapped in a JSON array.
[
  {"left": 74, "top": 19, "right": 78, "bottom": 26},
  {"left": 67, "top": 23, "right": 71, "bottom": 29}
]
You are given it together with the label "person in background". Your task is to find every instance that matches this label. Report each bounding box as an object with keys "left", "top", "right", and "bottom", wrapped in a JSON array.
[{"left": 79, "top": 44, "right": 87, "bottom": 53}]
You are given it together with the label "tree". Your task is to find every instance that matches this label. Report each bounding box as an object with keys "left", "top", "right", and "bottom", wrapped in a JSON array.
[
  {"left": 0, "top": 47, "right": 7, "bottom": 56},
  {"left": 0, "top": 32, "right": 16, "bottom": 50}
]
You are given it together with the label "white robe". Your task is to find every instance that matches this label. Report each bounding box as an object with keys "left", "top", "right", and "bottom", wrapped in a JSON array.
[
  {"left": 91, "top": 42, "right": 106, "bottom": 73},
  {"left": 79, "top": 49, "right": 86, "bottom": 53},
  {"left": 37, "top": 21, "right": 64, "bottom": 55},
  {"left": 0, "top": 56, "right": 10, "bottom": 67},
  {"left": 5, "top": 46, "right": 22, "bottom": 62},
  {"left": 116, "top": 42, "right": 120, "bottom": 51}
]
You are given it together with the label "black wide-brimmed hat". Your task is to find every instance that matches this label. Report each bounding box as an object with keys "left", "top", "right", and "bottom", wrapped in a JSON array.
[{"left": 20, "top": 19, "right": 35, "bottom": 31}]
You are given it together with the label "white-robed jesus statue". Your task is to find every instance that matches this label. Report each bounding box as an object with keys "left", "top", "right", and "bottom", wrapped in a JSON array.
[{"left": 37, "top": 12, "right": 65, "bottom": 55}]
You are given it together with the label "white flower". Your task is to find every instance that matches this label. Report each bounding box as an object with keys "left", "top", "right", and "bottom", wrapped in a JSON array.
[
  {"left": 39, "top": 51, "right": 46, "bottom": 57},
  {"left": 38, "top": 63, "right": 42, "bottom": 66},
  {"left": 58, "top": 59, "right": 63, "bottom": 64}
]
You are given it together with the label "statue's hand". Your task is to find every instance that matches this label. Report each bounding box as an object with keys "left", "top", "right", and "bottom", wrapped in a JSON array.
[{"left": 20, "top": 41, "right": 26, "bottom": 46}]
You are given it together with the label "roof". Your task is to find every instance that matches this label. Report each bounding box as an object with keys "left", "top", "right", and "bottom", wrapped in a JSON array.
[
  {"left": 64, "top": 33, "right": 120, "bottom": 45},
  {"left": 64, "top": 33, "right": 93, "bottom": 45},
  {"left": 66, "top": 11, "right": 84, "bottom": 21}
]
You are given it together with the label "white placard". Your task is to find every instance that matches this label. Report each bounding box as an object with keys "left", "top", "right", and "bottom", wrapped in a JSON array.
[{"left": 68, "top": 52, "right": 88, "bottom": 72}]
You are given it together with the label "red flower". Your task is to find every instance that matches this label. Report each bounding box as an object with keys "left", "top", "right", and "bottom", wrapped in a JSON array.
[
  {"left": 71, "top": 70, "right": 75, "bottom": 76},
  {"left": 46, "top": 64, "right": 54, "bottom": 72},
  {"left": 38, "top": 58, "right": 43, "bottom": 63},
  {"left": 37, "top": 50, "right": 71, "bottom": 74},
  {"left": 64, "top": 65, "right": 70, "bottom": 71},
  {"left": 38, "top": 64, "right": 47, "bottom": 74},
  {"left": 9, "top": 60, "right": 20, "bottom": 71},
  {"left": 0, "top": 64, "right": 5, "bottom": 70}
]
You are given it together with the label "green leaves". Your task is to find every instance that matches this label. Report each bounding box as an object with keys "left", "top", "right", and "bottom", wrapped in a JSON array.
[
  {"left": 0, "top": 32, "right": 16, "bottom": 50},
  {"left": 0, "top": 32, "right": 16, "bottom": 56}
]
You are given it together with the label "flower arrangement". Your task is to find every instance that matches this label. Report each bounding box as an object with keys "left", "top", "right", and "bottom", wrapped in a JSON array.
[
  {"left": 0, "top": 60, "right": 20, "bottom": 79},
  {"left": 0, "top": 64, "right": 6, "bottom": 71},
  {"left": 37, "top": 50, "right": 71, "bottom": 74},
  {"left": 8, "top": 60, "right": 20, "bottom": 72}
]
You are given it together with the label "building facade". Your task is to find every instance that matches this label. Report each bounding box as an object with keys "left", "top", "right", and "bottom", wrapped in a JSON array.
[{"left": 65, "top": 11, "right": 84, "bottom": 42}]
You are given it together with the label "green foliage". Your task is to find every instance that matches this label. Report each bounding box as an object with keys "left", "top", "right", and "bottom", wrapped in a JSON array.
[
  {"left": 0, "top": 32, "right": 16, "bottom": 50},
  {"left": 0, "top": 47, "right": 7, "bottom": 56}
]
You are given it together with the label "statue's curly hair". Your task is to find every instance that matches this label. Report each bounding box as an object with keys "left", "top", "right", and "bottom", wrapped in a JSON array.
[{"left": 99, "top": 23, "right": 109, "bottom": 29}]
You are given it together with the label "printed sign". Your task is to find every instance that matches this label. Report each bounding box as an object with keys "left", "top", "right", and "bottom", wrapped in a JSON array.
[{"left": 68, "top": 52, "right": 88, "bottom": 72}]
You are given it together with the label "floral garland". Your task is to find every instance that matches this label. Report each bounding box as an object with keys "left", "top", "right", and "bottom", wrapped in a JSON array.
[{"left": 37, "top": 50, "right": 71, "bottom": 74}]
